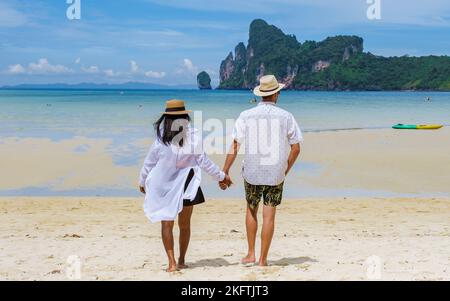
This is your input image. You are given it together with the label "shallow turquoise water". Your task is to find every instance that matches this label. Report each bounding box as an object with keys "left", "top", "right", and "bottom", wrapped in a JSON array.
[
  {"left": 1, "top": 89, "right": 449, "bottom": 197},
  {"left": 1, "top": 89, "right": 449, "bottom": 138}
]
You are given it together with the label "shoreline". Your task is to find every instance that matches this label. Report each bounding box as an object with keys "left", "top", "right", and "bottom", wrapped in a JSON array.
[
  {"left": 0, "top": 128, "right": 449, "bottom": 197},
  {"left": 2, "top": 88, "right": 450, "bottom": 92}
]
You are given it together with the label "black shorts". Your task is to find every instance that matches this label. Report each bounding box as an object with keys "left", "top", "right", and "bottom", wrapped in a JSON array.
[{"left": 183, "top": 169, "right": 205, "bottom": 206}]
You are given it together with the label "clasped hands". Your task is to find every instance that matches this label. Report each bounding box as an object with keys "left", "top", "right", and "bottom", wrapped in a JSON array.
[
  {"left": 219, "top": 173, "right": 233, "bottom": 190},
  {"left": 139, "top": 172, "right": 234, "bottom": 194}
]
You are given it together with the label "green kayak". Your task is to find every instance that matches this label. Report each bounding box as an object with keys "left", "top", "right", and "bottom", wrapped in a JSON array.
[{"left": 392, "top": 124, "right": 443, "bottom": 130}]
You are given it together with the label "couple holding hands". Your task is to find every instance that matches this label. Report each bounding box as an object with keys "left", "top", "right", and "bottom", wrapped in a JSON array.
[{"left": 139, "top": 75, "right": 302, "bottom": 272}]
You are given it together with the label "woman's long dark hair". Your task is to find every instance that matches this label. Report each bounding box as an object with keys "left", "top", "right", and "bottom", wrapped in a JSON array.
[{"left": 154, "top": 114, "right": 191, "bottom": 147}]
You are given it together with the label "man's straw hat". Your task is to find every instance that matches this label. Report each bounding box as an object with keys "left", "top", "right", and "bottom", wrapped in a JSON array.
[
  {"left": 162, "top": 99, "right": 192, "bottom": 115},
  {"left": 253, "top": 75, "right": 285, "bottom": 97}
]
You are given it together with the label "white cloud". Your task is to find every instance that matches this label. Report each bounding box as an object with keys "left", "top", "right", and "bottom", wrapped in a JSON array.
[
  {"left": 176, "top": 58, "right": 198, "bottom": 75},
  {"left": 104, "top": 69, "right": 116, "bottom": 77},
  {"left": 145, "top": 71, "right": 166, "bottom": 78},
  {"left": 130, "top": 60, "right": 139, "bottom": 73},
  {"left": 5, "top": 59, "right": 72, "bottom": 75},
  {"left": 81, "top": 66, "right": 100, "bottom": 74},
  {"left": 183, "top": 59, "right": 196, "bottom": 71},
  {"left": 28, "top": 58, "right": 72, "bottom": 74},
  {"left": 7, "top": 64, "right": 26, "bottom": 74},
  {"left": 129, "top": 60, "right": 166, "bottom": 78},
  {"left": 4, "top": 57, "right": 168, "bottom": 81}
]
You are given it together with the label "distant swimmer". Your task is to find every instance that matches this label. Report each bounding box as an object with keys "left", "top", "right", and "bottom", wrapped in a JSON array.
[
  {"left": 425, "top": 96, "right": 432, "bottom": 102},
  {"left": 249, "top": 98, "right": 257, "bottom": 104}
]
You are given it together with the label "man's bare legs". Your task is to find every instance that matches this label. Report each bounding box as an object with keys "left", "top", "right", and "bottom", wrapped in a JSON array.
[
  {"left": 178, "top": 205, "right": 193, "bottom": 269},
  {"left": 259, "top": 205, "right": 276, "bottom": 266},
  {"left": 242, "top": 205, "right": 258, "bottom": 264},
  {"left": 161, "top": 221, "right": 177, "bottom": 272}
]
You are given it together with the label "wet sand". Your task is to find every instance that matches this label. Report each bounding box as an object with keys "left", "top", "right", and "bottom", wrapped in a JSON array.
[{"left": 1, "top": 128, "right": 449, "bottom": 195}]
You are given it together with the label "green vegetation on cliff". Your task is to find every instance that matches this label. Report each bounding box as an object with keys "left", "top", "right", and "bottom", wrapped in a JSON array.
[
  {"left": 218, "top": 19, "right": 450, "bottom": 91},
  {"left": 294, "top": 53, "right": 450, "bottom": 90}
]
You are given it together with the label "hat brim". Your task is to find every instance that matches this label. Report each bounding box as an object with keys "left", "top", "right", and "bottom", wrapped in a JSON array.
[
  {"left": 253, "top": 83, "right": 285, "bottom": 97},
  {"left": 161, "top": 110, "right": 192, "bottom": 115}
]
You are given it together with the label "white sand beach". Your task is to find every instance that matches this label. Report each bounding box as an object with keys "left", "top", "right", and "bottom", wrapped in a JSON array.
[
  {"left": 0, "top": 128, "right": 449, "bottom": 280},
  {"left": 0, "top": 197, "right": 449, "bottom": 281}
]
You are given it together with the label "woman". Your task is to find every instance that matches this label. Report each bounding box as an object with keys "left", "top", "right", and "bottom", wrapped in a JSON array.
[{"left": 139, "top": 99, "right": 231, "bottom": 272}]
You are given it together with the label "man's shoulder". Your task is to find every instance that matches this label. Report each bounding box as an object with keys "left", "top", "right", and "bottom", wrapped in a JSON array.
[
  {"left": 239, "top": 106, "right": 259, "bottom": 117},
  {"left": 273, "top": 105, "right": 293, "bottom": 116},
  {"left": 237, "top": 104, "right": 295, "bottom": 121},
  {"left": 241, "top": 106, "right": 258, "bottom": 115}
]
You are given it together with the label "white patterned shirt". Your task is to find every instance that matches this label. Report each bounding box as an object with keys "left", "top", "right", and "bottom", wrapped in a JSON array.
[{"left": 232, "top": 101, "right": 303, "bottom": 186}]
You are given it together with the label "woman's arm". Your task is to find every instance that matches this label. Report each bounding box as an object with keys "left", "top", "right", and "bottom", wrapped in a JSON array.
[
  {"left": 138, "top": 141, "right": 160, "bottom": 192},
  {"left": 195, "top": 152, "right": 226, "bottom": 182}
]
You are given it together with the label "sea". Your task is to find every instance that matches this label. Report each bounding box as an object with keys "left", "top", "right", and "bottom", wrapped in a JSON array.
[{"left": 1, "top": 89, "right": 449, "bottom": 198}]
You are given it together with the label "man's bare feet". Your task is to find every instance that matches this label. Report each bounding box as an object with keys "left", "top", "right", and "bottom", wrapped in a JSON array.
[
  {"left": 177, "top": 260, "right": 189, "bottom": 269},
  {"left": 241, "top": 254, "right": 256, "bottom": 264}
]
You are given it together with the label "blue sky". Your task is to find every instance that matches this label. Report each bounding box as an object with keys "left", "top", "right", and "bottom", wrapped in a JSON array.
[{"left": 1, "top": 0, "right": 449, "bottom": 87}]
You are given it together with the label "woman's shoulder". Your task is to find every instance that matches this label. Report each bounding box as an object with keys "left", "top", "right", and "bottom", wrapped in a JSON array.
[{"left": 185, "top": 127, "right": 203, "bottom": 152}]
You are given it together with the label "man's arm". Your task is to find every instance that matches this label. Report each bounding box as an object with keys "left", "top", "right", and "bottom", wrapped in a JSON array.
[
  {"left": 220, "top": 114, "right": 244, "bottom": 189},
  {"left": 285, "top": 143, "right": 300, "bottom": 175},
  {"left": 218, "top": 140, "right": 240, "bottom": 189},
  {"left": 223, "top": 139, "right": 240, "bottom": 175}
]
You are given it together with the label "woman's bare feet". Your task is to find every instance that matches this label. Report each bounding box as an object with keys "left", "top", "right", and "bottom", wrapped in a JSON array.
[
  {"left": 166, "top": 264, "right": 178, "bottom": 272},
  {"left": 166, "top": 260, "right": 178, "bottom": 272},
  {"left": 241, "top": 254, "right": 256, "bottom": 264}
]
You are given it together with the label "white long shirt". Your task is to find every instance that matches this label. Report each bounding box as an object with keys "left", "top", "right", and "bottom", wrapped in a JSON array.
[
  {"left": 232, "top": 101, "right": 303, "bottom": 186},
  {"left": 139, "top": 128, "right": 225, "bottom": 223}
]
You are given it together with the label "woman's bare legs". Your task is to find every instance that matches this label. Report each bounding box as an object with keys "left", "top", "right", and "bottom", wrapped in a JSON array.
[
  {"left": 161, "top": 221, "right": 177, "bottom": 272},
  {"left": 178, "top": 205, "right": 193, "bottom": 269}
]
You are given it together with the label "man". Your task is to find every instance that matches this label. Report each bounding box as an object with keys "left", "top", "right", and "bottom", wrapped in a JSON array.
[{"left": 221, "top": 75, "right": 302, "bottom": 266}]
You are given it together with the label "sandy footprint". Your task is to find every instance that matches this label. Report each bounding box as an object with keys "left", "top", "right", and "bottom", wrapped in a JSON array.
[
  {"left": 260, "top": 266, "right": 281, "bottom": 275},
  {"left": 241, "top": 271, "right": 257, "bottom": 281}
]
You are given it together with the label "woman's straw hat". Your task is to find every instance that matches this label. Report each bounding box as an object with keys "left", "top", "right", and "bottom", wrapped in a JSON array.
[
  {"left": 253, "top": 75, "right": 285, "bottom": 97},
  {"left": 162, "top": 99, "right": 192, "bottom": 115}
]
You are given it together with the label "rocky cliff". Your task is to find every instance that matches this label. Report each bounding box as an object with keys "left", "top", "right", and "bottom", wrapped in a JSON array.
[
  {"left": 219, "top": 19, "right": 362, "bottom": 90},
  {"left": 197, "top": 71, "right": 212, "bottom": 90},
  {"left": 218, "top": 19, "right": 450, "bottom": 91}
]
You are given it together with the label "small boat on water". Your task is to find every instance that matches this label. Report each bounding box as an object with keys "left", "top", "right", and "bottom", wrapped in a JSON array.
[{"left": 392, "top": 124, "right": 443, "bottom": 130}]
